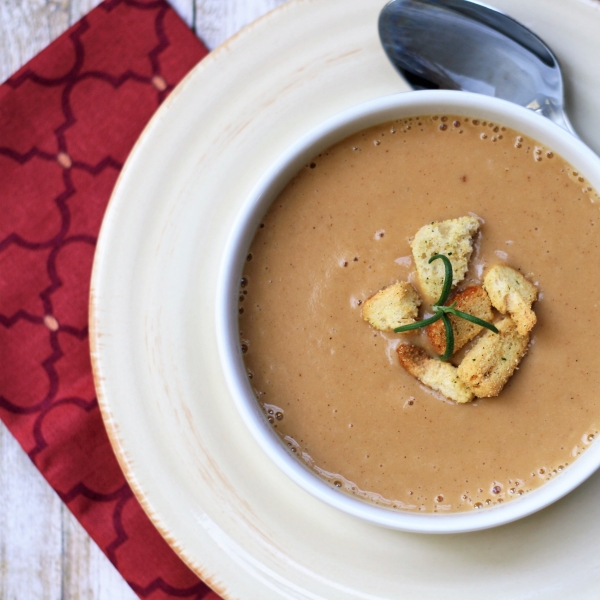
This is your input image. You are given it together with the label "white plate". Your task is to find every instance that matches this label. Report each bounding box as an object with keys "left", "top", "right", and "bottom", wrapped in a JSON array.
[{"left": 90, "top": 0, "right": 600, "bottom": 597}]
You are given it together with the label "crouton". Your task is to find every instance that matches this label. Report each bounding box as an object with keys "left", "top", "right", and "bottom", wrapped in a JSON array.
[
  {"left": 362, "top": 281, "right": 421, "bottom": 331},
  {"left": 411, "top": 216, "right": 480, "bottom": 302},
  {"left": 397, "top": 344, "right": 474, "bottom": 403},
  {"left": 426, "top": 286, "right": 494, "bottom": 355},
  {"left": 483, "top": 265, "right": 537, "bottom": 335},
  {"left": 457, "top": 317, "right": 529, "bottom": 397}
]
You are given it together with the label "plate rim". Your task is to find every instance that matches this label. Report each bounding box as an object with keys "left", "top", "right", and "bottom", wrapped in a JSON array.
[{"left": 89, "top": 0, "right": 600, "bottom": 596}]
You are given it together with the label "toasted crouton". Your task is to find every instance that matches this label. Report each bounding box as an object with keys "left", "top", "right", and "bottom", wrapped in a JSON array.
[
  {"left": 426, "top": 286, "right": 494, "bottom": 355},
  {"left": 397, "top": 344, "right": 474, "bottom": 403},
  {"left": 411, "top": 216, "right": 480, "bottom": 302},
  {"left": 483, "top": 265, "right": 537, "bottom": 335},
  {"left": 457, "top": 317, "right": 529, "bottom": 397},
  {"left": 362, "top": 281, "right": 421, "bottom": 331}
]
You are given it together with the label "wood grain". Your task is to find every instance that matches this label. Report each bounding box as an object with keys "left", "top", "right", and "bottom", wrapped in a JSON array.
[
  {"left": 0, "top": 424, "right": 63, "bottom": 599},
  {"left": 0, "top": 0, "right": 288, "bottom": 596},
  {"left": 0, "top": 424, "right": 138, "bottom": 599},
  {"left": 0, "top": 0, "right": 70, "bottom": 84}
]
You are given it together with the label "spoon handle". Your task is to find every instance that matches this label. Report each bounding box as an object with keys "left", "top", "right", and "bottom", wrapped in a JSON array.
[{"left": 527, "top": 97, "right": 578, "bottom": 137}]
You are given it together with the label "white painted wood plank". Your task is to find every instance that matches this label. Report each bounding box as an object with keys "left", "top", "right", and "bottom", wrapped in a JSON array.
[
  {"left": 195, "top": 0, "right": 289, "bottom": 50},
  {"left": 0, "top": 423, "right": 63, "bottom": 600},
  {"left": 0, "top": 423, "right": 139, "bottom": 599},
  {"left": 68, "top": 0, "right": 102, "bottom": 25},
  {"left": 0, "top": 0, "right": 69, "bottom": 83},
  {"left": 169, "top": 0, "right": 194, "bottom": 28},
  {"left": 61, "top": 503, "right": 138, "bottom": 600}
]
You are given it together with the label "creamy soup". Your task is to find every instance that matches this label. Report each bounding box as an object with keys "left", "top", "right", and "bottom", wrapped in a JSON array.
[{"left": 239, "top": 115, "right": 600, "bottom": 513}]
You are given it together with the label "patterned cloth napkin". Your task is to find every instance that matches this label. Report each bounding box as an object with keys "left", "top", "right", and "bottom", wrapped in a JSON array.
[{"left": 0, "top": 1, "right": 222, "bottom": 598}]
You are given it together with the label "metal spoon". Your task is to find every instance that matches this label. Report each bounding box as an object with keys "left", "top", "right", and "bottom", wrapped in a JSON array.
[{"left": 379, "top": 0, "right": 576, "bottom": 134}]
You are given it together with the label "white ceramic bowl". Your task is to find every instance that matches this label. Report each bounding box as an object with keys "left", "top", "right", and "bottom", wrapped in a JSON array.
[{"left": 217, "top": 89, "right": 600, "bottom": 534}]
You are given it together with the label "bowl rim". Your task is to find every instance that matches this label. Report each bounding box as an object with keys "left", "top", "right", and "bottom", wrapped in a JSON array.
[{"left": 216, "top": 89, "right": 600, "bottom": 534}]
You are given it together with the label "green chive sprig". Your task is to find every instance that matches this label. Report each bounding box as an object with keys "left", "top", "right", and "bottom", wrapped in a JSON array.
[{"left": 394, "top": 254, "right": 498, "bottom": 360}]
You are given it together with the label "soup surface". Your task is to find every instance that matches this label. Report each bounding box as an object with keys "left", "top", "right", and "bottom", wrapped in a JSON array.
[{"left": 240, "top": 115, "right": 600, "bottom": 512}]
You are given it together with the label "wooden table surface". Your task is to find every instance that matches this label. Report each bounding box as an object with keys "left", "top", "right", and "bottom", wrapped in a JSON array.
[{"left": 0, "top": 1, "right": 286, "bottom": 597}]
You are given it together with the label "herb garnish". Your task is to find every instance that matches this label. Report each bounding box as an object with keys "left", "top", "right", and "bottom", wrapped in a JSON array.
[{"left": 394, "top": 254, "right": 499, "bottom": 360}]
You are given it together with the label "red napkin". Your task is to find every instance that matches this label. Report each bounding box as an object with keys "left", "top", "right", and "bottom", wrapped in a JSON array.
[{"left": 0, "top": 1, "right": 223, "bottom": 598}]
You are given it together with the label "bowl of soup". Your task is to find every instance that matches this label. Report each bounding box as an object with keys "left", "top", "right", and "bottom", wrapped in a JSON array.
[{"left": 216, "top": 89, "right": 600, "bottom": 533}]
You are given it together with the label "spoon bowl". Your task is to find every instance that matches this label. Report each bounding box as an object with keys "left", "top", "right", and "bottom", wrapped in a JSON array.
[{"left": 379, "top": 0, "right": 575, "bottom": 134}]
